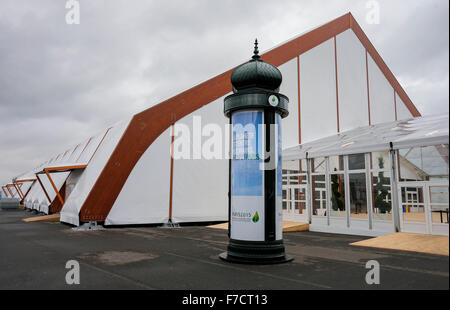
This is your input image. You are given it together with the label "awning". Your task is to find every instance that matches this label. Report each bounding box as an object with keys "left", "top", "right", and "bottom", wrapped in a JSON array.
[
  {"left": 35, "top": 162, "right": 88, "bottom": 174},
  {"left": 34, "top": 163, "right": 87, "bottom": 206}
]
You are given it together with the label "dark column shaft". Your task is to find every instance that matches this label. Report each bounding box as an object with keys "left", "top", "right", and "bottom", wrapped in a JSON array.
[
  {"left": 264, "top": 110, "right": 276, "bottom": 241},
  {"left": 228, "top": 118, "right": 232, "bottom": 238}
]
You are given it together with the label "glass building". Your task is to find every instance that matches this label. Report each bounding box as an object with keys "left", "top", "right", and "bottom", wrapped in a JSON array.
[{"left": 282, "top": 114, "right": 449, "bottom": 236}]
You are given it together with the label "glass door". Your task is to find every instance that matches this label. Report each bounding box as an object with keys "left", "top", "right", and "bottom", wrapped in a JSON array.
[
  {"left": 282, "top": 185, "right": 308, "bottom": 222},
  {"left": 399, "top": 181, "right": 449, "bottom": 235},
  {"left": 429, "top": 184, "right": 449, "bottom": 235},
  {"left": 399, "top": 183, "right": 428, "bottom": 234}
]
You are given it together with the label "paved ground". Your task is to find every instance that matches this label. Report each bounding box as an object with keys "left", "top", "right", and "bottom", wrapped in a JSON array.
[{"left": 0, "top": 209, "right": 448, "bottom": 290}]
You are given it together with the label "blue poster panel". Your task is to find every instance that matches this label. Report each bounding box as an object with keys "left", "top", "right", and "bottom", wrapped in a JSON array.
[
  {"left": 230, "top": 110, "right": 265, "bottom": 241},
  {"left": 231, "top": 111, "right": 263, "bottom": 197}
]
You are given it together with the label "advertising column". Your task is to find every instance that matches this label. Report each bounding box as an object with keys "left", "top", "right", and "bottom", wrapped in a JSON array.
[{"left": 220, "top": 39, "right": 292, "bottom": 264}]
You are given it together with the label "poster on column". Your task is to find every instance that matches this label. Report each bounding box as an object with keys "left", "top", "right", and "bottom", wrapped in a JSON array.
[{"left": 230, "top": 111, "right": 265, "bottom": 241}]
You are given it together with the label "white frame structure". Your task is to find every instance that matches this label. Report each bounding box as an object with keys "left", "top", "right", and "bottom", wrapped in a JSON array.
[{"left": 282, "top": 115, "right": 449, "bottom": 236}]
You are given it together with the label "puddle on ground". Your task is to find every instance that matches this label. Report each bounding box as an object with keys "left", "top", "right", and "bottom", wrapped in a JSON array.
[{"left": 79, "top": 251, "right": 158, "bottom": 266}]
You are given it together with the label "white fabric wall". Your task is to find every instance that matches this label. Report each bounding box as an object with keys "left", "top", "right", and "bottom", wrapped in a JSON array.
[
  {"left": 35, "top": 185, "right": 48, "bottom": 210},
  {"left": 50, "top": 154, "right": 61, "bottom": 164},
  {"left": 77, "top": 129, "right": 108, "bottom": 164},
  {"left": 58, "top": 150, "right": 71, "bottom": 163},
  {"left": 52, "top": 135, "right": 100, "bottom": 167},
  {"left": 60, "top": 118, "right": 131, "bottom": 226},
  {"left": 37, "top": 174, "right": 54, "bottom": 213},
  {"left": 24, "top": 182, "right": 39, "bottom": 208},
  {"left": 336, "top": 30, "right": 369, "bottom": 131},
  {"left": 27, "top": 183, "right": 39, "bottom": 207},
  {"left": 25, "top": 181, "right": 43, "bottom": 209},
  {"left": 368, "top": 54, "right": 395, "bottom": 124},
  {"left": 40, "top": 171, "right": 70, "bottom": 213},
  {"left": 68, "top": 139, "right": 89, "bottom": 163},
  {"left": 65, "top": 169, "right": 83, "bottom": 200},
  {"left": 105, "top": 128, "right": 172, "bottom": 225},
  {"left": 33, "top": 184, "right": 48, "bottom": 211},
  {"left": 24, "top": 187, "right": 34, "bottom": 208},
  {"left": 38, "top": 176, "right": 53, "bottom": 206},
  {"left": 171, "top": 97, "right": 229, "bottom": 223},
  {"left": 300, "top": 38, "right": 338, "bottom": 143},
  {"left": 278, "top": 58, "right": 299, "bottom": 148},
  {"left": 396, "top": 93, "right": 413, "bottom": 120},
  {"left": 54, "top": 150, "right": 67, "bottom": 163}
]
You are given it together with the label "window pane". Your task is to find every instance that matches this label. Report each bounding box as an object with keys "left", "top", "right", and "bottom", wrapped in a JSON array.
[
  {"left": 282, "top": 160, "right": 308, "bottom": 186},
  {"left": 349, "top": 173, "right": 368, "bottom": 218},
  {"left": 300, "top": 159, "right": 307, "bottom": 173},
  {"left": 282, "top": 159, "right": 307, "bottom": 174},
  {"left": 431, "top": 207, "right": 449, "bottom": 224},
  {"left": 312, "top": 157, "right": 326, "bottom": 173},
  {"left": 330, "top": 174, "right": 345, "bottom": 217},
  {"left": 312, "top": 175, "right": 326, "bottom": 216},
  {"left": 288, "top": 175, "right": 307, "bottom": 184},
  {"left": 401, "top": 187, "right": 425, "bottom": 222},
  {"left": 399, "top": 145, "right": 449, "bottom": 181},
  {"left": 329, "top": 155, "right": 344, "bottom": 172},
  {"left": 292, "top": 188, "right": 302, "bottom": 213},
  {"left": 348, "top": 153, "right": 365, "bottom": 170},
  {"left": 371, "top": 151, "right": 390, "bottom": 170},
  {"left": 430, "top": 186, "right": 449, "bottom": 224},
  {"left": 372, "top": 171, "right": 392, "bottom": 221},
  {"left": 429, "top": 186, "right": 449, "bottom": 204}
]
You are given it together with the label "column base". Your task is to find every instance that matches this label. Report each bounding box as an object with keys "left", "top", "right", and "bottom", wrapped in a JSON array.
[{"left": 219, "top": 239, "right": 293, "bottom": 265}]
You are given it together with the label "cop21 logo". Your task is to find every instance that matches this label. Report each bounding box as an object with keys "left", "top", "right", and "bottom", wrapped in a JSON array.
[{"left": 231, "top": 211, "right": 260, "bottom": 223}]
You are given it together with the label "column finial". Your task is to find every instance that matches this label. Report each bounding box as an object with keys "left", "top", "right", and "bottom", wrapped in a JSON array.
[{"left": 252, "top": 38, "right": 260, "bottom": 60}]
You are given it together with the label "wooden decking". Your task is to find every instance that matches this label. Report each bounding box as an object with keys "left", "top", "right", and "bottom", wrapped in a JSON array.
[
  {"left": 23, "top": 213, "right": 60, "bottom": 223},
  {"left": 350, "top": 232, "right": 449, "bottom": 256}
]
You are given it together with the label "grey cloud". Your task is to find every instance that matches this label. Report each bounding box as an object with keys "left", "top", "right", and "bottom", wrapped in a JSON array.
[{"left": 0, "top": 0, "right": 448, "bottom": 184}]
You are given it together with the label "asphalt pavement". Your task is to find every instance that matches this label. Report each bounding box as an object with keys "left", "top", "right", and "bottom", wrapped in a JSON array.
[{"left": 0, "top": 209, "right": 448, "bottom": 290}]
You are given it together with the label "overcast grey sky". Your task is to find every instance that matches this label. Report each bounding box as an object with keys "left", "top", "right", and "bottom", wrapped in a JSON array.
[{"left": 0, "top": 0, "right": 448, "bottom": 185}]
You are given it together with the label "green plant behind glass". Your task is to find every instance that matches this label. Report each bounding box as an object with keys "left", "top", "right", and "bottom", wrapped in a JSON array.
[
  {"left": 331, "top": 169, "right": 344, "bottom": 211},
  {"left": 374, "top": 157, "right": 392, "bottom": 214}
]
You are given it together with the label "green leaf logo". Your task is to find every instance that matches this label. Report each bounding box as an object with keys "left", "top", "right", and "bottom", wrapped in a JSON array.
[
  {"left": 268, "top": 95, "right": 279, "bottom": 107},
  {"left": 252, "top": 212, "right": 260, "bottom": 223}
]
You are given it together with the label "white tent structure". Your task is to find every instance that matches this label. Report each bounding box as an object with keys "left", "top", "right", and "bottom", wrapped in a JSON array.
[
  {"left": 282, "top": 114, "right": 448, "bottom": 236},
  {"left": 4, "top": 13, "right": 436, "bottom": 236},
  {"left": 284, "top": 115, "right": 449, "bottom": 160},
  {"left": 12, "top": 119, "right": 130, "bottom": 216}
]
